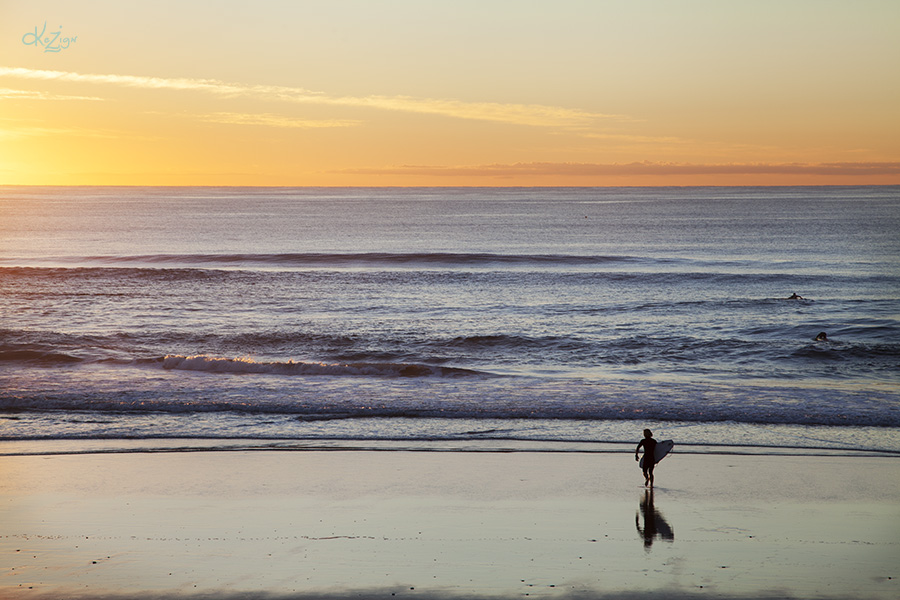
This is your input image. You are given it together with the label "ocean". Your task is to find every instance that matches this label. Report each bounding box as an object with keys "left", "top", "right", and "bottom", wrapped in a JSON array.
[{"left": 1, "top": 186, "right": 899, "bottom": 455}]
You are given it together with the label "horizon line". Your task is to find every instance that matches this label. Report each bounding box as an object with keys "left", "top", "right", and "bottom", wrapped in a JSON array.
[{"left": 3, "top": 183, "right": 899, "bottom": 189}]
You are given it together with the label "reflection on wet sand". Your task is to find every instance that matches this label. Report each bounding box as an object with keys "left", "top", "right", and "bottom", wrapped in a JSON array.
[{"left": 635, "top": 488, "right": 674, "bottom": 550}]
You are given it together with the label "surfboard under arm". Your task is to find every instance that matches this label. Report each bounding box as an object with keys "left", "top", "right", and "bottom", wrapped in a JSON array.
[{"left": 639, "top": 439, "right": 674, "bottom": 469}]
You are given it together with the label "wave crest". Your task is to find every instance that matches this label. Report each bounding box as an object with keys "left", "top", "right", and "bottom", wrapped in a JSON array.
[
  {"left": 160, "top": 354, "right": 484, "bottom": 378},
  {"left": 0, "top": 346, "right": 82, "bottom": 365}
]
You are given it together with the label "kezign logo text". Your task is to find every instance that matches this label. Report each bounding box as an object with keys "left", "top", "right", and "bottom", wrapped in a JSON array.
[{"left": 23, "top": 23, "right": 76, "bottom": 52}]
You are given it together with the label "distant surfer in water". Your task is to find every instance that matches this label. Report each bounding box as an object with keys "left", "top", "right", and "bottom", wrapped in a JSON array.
[
  {"left": 635, "top": 429, "right": 658, "bottom": 487},
  {"left": 788, "top": 292, "right": 804, "bottom": 300}
]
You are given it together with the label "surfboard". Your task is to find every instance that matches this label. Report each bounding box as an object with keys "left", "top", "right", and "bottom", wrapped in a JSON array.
[{"left": 639, "top": 439, "right": 674, "bottom": 469}]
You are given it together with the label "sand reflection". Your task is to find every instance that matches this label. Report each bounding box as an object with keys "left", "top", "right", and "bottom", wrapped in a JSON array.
[{"left": 635, "top": 488, "right": 674, "bottom": 550}]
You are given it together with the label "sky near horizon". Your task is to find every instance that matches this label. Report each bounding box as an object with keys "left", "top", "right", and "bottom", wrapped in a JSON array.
[{"left": 1, "top": 0, "right": 899, "bottom": 186}]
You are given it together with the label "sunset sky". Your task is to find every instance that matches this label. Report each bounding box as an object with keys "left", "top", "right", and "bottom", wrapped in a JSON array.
[{"left": 1, "top": 0, "right": 899, "bottom": 186}]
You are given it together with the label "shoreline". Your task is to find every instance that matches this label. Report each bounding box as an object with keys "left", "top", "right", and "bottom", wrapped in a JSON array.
[
  {"left": 3, "top": 437, "right": 900, "bottom": 458},
  {"left": 3, "top": 449, "right": 899, "bottom": 599}
]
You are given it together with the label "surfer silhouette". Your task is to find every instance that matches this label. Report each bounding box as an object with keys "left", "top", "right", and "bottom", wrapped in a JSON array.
[
  {"left": 788, "top": 292, "right": 804, "bottom": 299},
  {"left": 635, "top": 429, "right": 658, "bottom": 487}
]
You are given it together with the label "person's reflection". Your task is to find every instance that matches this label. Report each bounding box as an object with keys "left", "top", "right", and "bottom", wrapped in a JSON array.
[{"left": 635, "top": 488, "right": 674, "bottom": 551}]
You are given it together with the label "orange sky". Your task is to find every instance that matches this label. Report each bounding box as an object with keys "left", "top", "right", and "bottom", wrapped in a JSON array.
[{"left": 1, "top": 1, "right": 899, "bottom": 186}]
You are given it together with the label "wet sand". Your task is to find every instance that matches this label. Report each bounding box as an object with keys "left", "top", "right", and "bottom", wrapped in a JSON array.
[{"left": 2, "top": 448, "right": 899, "bottom": 599}]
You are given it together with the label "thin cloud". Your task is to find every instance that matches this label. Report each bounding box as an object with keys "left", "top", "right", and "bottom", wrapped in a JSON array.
[
  {"left": 340, "top": 161, "right": 900, "bottom": 178},
  {"left": 0, "top": 66, "right": 618, "bottom": 127},
  {"left": 330, "top": 95, "right": 608, "bottom": 127},
  {"left": 199, "top": 112, "right": 360, "bottom": 129},
  {"left": 0, "top": 67, "right": 249, "bottom": 94},
  {"left": 0, "top": 87, "right": 104, "bottom": 101}
]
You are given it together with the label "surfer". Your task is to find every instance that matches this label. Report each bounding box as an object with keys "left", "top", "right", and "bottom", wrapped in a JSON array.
[
  {"left": 788, "top": 292, "right": 804, "bottom": 300},
  {"left": 635, "top": 429, "right": 658, "bottom": 487}
]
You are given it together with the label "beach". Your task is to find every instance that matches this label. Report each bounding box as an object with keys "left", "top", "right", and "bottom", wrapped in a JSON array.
[{"left": 2, "top": 447, "right": 898, "bottom": 599}]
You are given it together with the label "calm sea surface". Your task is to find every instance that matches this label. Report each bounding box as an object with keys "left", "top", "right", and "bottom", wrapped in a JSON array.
[{"left": 1, "top": 186, "right": 898, "bottom": 455}]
